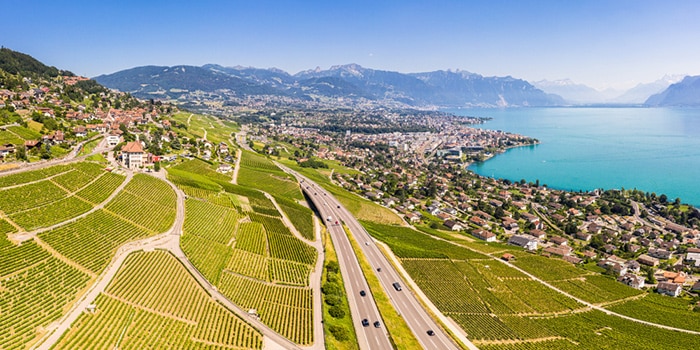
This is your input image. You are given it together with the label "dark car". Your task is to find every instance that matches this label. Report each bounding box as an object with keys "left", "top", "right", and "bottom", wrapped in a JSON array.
[
  {"left": 362, "top": 318, "right": 369, "bottom": 327},
  {"left": 360, "top": 290, "right": 366, "bottom": 297},
  {"left": 337, "top": 205, "right": 340, "bottom": 208},
  {"left": 427, "top": 330, "right": 435, "bottom": 336},
  {"left": 377, "top": 267, "right": 382, "bottom": 272},
  {"left": 373, "top": 321, "right": 381, "bottom": 328}
]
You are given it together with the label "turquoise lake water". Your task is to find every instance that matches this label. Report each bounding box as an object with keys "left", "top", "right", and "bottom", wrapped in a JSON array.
[{"left": 449, "top": 107, "right": 700, "bottom": 207}]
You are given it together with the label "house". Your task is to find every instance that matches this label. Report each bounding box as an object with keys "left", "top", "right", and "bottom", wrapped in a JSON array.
[
  {"left": 502, "top": 217, "right": 519, "bottom": 230},
  {"left": 122, "top": 141, "right": 145, "bottom": 169},
  {"left": 444, "top": 220, "right": 462, "bottom": 231},
  {"left": 0, "top": 144, "right": 15, "bottom": 158},
  {"left": 626, "top": 260, "right": 641, "bottom": 273},
  {"left": 508, "top": 234, "right": 538, "bottom": 251},
  {"left": 637, "top": 254, "right": 659, "bottom": 267},
  {"left": 618, "top": 273, "right": 646, "bottom": 289},
  {"left": 436, "top": 212, "right": 451, "bottom": 220},
  {"left": 469, "top": 215, "right": 489, "bottom": 228},
  {"left": 74, "top": 126, "right": 87, "bottom": 138},
  {"left": 501, "top": 253, "right": 516, "bottom": 262},
  {"left": 405, "top": 212, "right": 421, "bottom": 223},
  {"left": 550, "top": 236, "right": 568, "bottom": 246},
  {"left": 529, "top": 229, "right": 547, "bottom": 240},
  {"left": 685, "top": 248, "right": 700, "bottom": 267},
  {"left": 575, "top": 231, "right": 592, "bottom": 241},
  {"left": 107, "top": 132, "right": 121, "bottom": 147},
  {"left": 472, "top": 229, "right": 497, "bottom": 242},
  {"left": 217, "top": 163, "right": 233, "bottom": 174},
  {"left": 521, "top": 212, "right": 539, "bottom": 223},
  {"left": 218, "top": 142, "right": 229, "bottom": 154},
  {"left": 656, "top": 282, "right": 682, "bottom": 297},
  {"left": 543, "top": 245, "right": 571, "bottom": 257},
  {"left": 648, "top": 248, "right": 672, "bottom": 260},
  {"left": 563, "top": 255, "right": 583, "bottom": 265}
]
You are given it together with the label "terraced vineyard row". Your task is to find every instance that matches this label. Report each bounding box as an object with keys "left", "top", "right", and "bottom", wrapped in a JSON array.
[
  {"left": 55, "top": 251, "right": 262, "bottom": 349},
  {"left": 606, "top": 293, "right": 700, "bottom": 332},
  {"left": 551, "top": 275, "right": 643, "bottom": 304},
  {"left": 105, "top": 174, "right": 176, "bottom": 233},
  {"left": 0, "top": 163, "right": 71, "bottom": 188},
  {"left": 180, "top": 234, "right": 231, "bottom": 285},
  {"left": 219, "top": 271, "right": 313, "bottom": 345},
  {"left": 235, "top": 222, "right": 267, "bottom": 255},
  {"left": 238, "top": 151, "right": 303, "bottom": 200},
  {"left": 0, "top": 180, "right": 68, "bottom": 214},
  {"left": 0, "top": 255, "right": 91, "bottom": 350},
  {"left": 274, "top": 195, "right": 315, "bottom": 240},
  {"left": 250, "top": 213, "right": 316, "bottom": 265},
  {"left": 9, "top": 195, "right": 92, "bottom": 230},
  {"left": 75, "top": 172, "right": 125, "bottom": 204},
  {"left": 106, "top": 251, "right": 213, "bottom": 321},
  {"left": 40, "top": 210, "right": 148, "bottom": 273},
  {"left": 184, "top": 199, "right": 239, "bottom": 245}
]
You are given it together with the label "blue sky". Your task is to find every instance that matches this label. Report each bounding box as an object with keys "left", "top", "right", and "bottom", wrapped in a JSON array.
[{"left": 3, "top": 0, "right": 699, "bottom": 89}]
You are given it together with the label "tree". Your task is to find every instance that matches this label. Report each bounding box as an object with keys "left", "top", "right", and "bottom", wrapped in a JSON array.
[
  {"left": 15, "top": 145, "right": 26, "bottom": 160},
  {"left": 659, "top": 194, "right": 668, "bottom": 204},
  {"left": 154, "top": 161, "right": 161, "bottom": 172}
]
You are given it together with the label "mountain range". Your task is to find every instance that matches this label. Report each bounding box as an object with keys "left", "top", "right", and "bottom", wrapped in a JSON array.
[
  {"left": 94, "top": 64, "right": 565, "bottom": 107},
  {"left": 533, "top": 75, "right": 685, "bottom": 105},
  {"left": 645, "top": 75, "right": 700, "bottom": 107}
]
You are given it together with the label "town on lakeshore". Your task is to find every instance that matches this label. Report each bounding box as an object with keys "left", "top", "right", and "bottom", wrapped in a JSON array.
[{"left": 2, "top": 47, "right": 700, "bottom": 350}]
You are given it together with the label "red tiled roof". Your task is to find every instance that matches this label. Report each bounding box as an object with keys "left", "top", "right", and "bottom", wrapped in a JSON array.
[{"left": 122, "top": 141, "right": 144, "bottom": 153}]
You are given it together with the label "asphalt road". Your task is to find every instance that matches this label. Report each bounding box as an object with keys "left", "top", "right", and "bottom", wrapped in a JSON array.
[
  {"left": 302, "top": 182, "right": 393, "bottom": 350},
  {"left": 286, "top": 167, "right": 459, "bottom": 350}
]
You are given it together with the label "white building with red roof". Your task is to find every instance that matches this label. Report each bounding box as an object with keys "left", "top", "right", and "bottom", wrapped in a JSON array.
[{"left": 122, "top": 141, "right": 145, "bottom": 169}]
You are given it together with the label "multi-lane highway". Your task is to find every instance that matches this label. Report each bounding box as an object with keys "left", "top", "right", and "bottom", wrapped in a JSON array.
[
  {"left": 301, "top": 180, "right": 393, "bottom": 350},
  {"left": 283, "top": 166, "right": 460, "bottom": 350}
]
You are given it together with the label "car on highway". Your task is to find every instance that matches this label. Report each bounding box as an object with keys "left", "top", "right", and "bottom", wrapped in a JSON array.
[
  {"left": 392, "top": 282, "right": 402, "bottom": 291},
  {"left": 359, "top": 290, "right": 366, "bottom": 297},
  {"left": 373, "top": 321, "right": 381, "bottom": 328},
  {"left": 427, "top": 330, "right": 435, "bottom": 336},
  {"left": 362, "top": 318, "right": 369, "bottom": 327},
  {"left": 337, "top": 205, "right": 340, "bottom": 208},
  {"left": 377, "top": 267, "right": 382, "bottom": 272},
  {"left": 365, "top": 241, "right": 369, "bottom": 245}
]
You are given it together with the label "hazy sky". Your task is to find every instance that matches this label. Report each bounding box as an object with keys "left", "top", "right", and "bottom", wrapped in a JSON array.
[{"left": 4, "top": 0, "right": 699, "bottom": 90}]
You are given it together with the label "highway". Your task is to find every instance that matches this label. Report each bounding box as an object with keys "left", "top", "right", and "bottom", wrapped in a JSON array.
[
  {"left": 301, "top": 180, "right": 393, "bottom": 350},
  {"left": 284, "top": 166, "right": 460, "bottom": 350}
]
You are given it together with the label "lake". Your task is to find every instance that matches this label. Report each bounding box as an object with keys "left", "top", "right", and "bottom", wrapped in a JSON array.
[{"left": 448, "top": 107, "right": 700, "bottom": 207}]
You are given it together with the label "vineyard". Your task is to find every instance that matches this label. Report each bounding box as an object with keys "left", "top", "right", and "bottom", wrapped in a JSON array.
[
  {"left": 238, "top": 151, "right": 303, "bottom": 200},
  {"left": 54, "top": 251, "right": 262, "bottom": 349},
  {"left": 40, "top": 209, "right": 149, "bottom": 273},
  {"left": 175, "top": 170, "right": 317, "bottom": 345},
  {"left": 105, "top": 174, "right": 176, "bottom": 233},
  {"left": 0, "top": 231, "right": 91, "bottom": 350},
  {"left": 274, "top": 195, "right": 315, "bottom": 240},
  {"left": 184, "top": 199, "right": 240, "bottom": 245},
  {"left": 0, "top": 162, "right": 120, "bottom": 231},
  {"left": 218, "top": 272, "right": 313, "bottom": 345},
  {"left": 606, "top": 293, "right": 700, "bottom": 331},
  {"left": 551, "top": 274, "right": 643, "bottom": 304}
]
